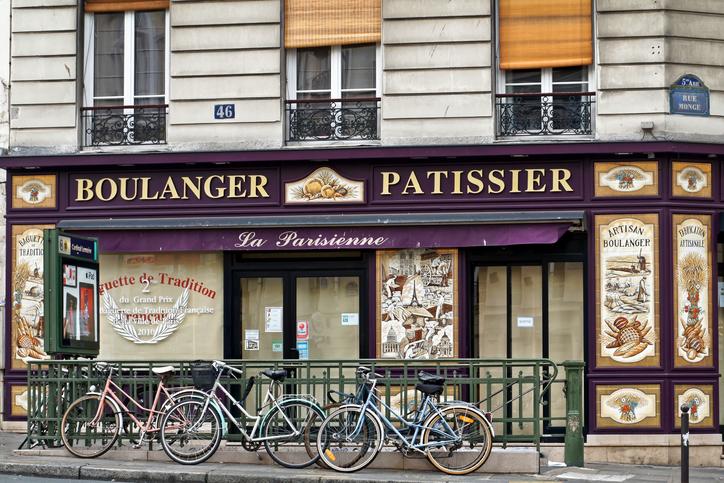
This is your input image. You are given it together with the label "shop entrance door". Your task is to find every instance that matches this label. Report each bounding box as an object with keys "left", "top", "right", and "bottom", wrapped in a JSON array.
[
  {"left": 471, "top": 245, "right": 585, "bottom": 438},
  {"left": 231, "top": 268, "right": 365, "bottom": 361}
]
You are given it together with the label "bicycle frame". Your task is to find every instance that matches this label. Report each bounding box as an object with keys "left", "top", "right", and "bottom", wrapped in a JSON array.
[
  {"left": 193, "top": 370, "right": 303, "bottom": 443},
  {"left": 91, "top": 372, "right": 184, "bottom": 437},
  {"left": 350, "top": 378, "right": 462, "bottom": 454}
]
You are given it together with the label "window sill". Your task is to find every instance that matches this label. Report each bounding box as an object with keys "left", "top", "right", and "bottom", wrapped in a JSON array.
[
  {"left": 80, "top": 143, "right": 172, "bottom": 154},
  {"left": 284, "top": 139, "right": 382, "bottom": 149}
]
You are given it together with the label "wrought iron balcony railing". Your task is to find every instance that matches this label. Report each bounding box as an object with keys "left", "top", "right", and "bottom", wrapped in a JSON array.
[
  {"left": 81, "top": 104, "right": 168, "bottom": 147},
  {"left": 286, "top": 97, "right": 380, "bottom": 142},
  {"left": 496, "top": 92, "right": 595, "bottom": 137}
]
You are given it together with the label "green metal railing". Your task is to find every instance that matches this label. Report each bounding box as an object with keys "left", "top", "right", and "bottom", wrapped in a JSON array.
[{"left": 26, "top": 358, "right": 584, "bottom": 464}]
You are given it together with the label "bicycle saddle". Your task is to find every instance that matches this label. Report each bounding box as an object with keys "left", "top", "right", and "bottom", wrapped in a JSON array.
[
  {"left": 416, "top": 383, "right": 444, "bottom": 396},
  {"left": 418, "top": 371, "right": 445, "bottom": 385},
  {"left": 262, "top": 369, "right": 287, "bottom": 381},
  {"left": 152, "top": 365, "right": 175, "bottom": 376}
]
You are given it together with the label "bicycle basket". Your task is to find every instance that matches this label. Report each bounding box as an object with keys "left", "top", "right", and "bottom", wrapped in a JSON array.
[{"left": 190, "top": 362, "right": 218, "bottom": 390}]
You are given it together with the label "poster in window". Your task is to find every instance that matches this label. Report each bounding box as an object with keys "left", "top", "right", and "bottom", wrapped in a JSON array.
[
  {"left": 376, "top": 249, "right": 458, "bottom": 359},
  {"left": 595, "top": 214, "right": 660, "bottom": 368},
  {"left": 10, "top": 224, "right": 54, "bottom": 370},
  {"left": 673, "top": 214, "right": 712, "bottom": 368},
  {"left": 63, "top": 264, "right": 77, "bottom": 287},
  {"left": 99, "top": 253, "right": 223, "bottom": 360}
]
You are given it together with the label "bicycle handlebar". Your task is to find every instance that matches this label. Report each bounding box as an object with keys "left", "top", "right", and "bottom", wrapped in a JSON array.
[{"left": 212, "top": 360, "right": 244, "bottom": 377}]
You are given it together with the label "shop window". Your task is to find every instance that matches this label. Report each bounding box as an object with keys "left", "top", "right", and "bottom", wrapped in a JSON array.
[
  {"left": 284, "top": 0, "right": 381, "bottom": 142},
  {"left": 495, "top": 0, "right": 594, "bottom": 137},
  {"left": 82, "top": 3, "right": 169, "bottom": 146}
]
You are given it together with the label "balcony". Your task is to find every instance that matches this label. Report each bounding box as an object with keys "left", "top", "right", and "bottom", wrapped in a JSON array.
[
  {"left": 81, "top": 104, "right": 168, "bottom": 147},
  {"left": 286, "top": 98, "right": 380, "bottom": 142},
  {"left": 495, "top": 92, "right": 595, "bottom": 137}
]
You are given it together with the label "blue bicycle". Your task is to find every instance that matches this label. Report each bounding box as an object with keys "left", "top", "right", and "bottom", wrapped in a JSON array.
[{"left": 316, "top": 366, "right": 494, "bottom": 475}]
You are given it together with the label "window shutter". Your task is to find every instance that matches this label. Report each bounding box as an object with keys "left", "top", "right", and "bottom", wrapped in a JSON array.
[
  {"left": 85, "top": 0, "right": 169, "bottom": 13},
  {"left": 285, "top": 0, "right": 381, "bottom": 49},
  {"left": 499, "top": 0, "right": 593, "bottom": 70}
]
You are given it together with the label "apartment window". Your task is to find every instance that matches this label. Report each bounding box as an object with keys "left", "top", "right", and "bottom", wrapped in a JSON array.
[
  {"left": 82, "top": 6, "right": 169, "bottom": 146},
  {"left": 495, "top": 0, "right": 594, "bottom": 137},
  {"left": 284, "top": 0, "right": 381, "bottom": 142}
]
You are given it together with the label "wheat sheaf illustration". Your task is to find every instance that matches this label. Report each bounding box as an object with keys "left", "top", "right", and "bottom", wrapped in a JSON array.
[
  {"left": 678, "top": 252, "right": 707, "bottom": 290},
  {"left": 103, "top": 289, "right": 189, "bottom": 344}
]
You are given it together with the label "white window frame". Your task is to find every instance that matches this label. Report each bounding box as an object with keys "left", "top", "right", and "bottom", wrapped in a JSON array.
[
  {"left": 83, "top": 10, "right": 170, "bottom": 108},
  {"left": 286, "top": 44, "right": 382, "bottom": 101},
  {"left": 496, "top": 65, "right": 593, "bottom": 95}
]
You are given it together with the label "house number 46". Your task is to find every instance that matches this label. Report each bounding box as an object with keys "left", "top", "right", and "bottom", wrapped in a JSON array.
[{"left": 214, "top": 104, "right": 235, "bottom": 120}]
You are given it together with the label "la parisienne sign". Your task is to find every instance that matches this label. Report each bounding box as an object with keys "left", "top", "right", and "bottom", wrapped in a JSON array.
[{"left": 69, "top": 164, "right": 580, "bottom": 207}]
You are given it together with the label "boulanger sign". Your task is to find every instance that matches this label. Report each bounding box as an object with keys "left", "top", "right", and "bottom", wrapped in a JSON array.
[{"left": 68, "top": 163, "right": 582, "bottom": 208}]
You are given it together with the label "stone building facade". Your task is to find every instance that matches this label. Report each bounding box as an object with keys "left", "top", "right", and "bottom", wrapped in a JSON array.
[{"left": 1, "top": 0, "right": 723, "bottom": 465}]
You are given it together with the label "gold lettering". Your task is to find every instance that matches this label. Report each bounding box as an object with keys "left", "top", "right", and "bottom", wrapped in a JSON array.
[
  {"left": 380, "top": 172, "right": 400, "bottom": 195},
  {"left": 75, "top": 179, "right": 94, "bottom": 202},
  {"left": 204, "top": 175, "right": 225, "bottom": 199},
  {"left": 525, "top": 168, "right": 546, "bottom": 192},
  {"left": 402, "top": 171, "right": 423, "bottom": 195},
  {"left": 510, "top": 169, "right": 521, "bottom": 193},
  {"left": 466, "top": 170, "right": 484, "bottom": 194},
  {"left": 96, "top": 178, "right": 118, "bottom": 202},
  {"left": 426, "top": 171, "right": 448, "bottom": 195},
  {"left": 249, "top": 175, "right": 269, "bottom": 198},
  {"left": 487, "top": 169, "right": 505, "bottom": 194},
  {"left": 451, "top": 171, "right": 463, "bottom": 194},
  {"left": 118, "top": 178, "right": 138, "bottom": 201},
  {"left": 181, "top": 176, "right": 202, "bottom": 200},
  {"left": 227, "top": 175, "right": 247, "bottom": 198},
  {"left": 139, "top": 177, "right": 159, "bottom": 200},
  {"left": 159, "top": 177, "right": 180, "bottom": 199},
  {"left": 551, "top": 168, "right": 573, "bottom": 192}
]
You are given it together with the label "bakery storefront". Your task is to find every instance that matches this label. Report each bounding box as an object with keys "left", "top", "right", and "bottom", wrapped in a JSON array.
[{"left": 2, "top": 146, "right": 721, "bottom": 462}]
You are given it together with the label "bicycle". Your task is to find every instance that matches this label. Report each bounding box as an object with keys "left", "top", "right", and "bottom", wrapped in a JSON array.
[
  {"left": 60, "top": 362, "right": 207, "bottom": 458},
  {"left": 159, "top": 360, "right": 325, "bottom": 468},
  {"left": 316, "top": 366, "right": 494, "bottom": 475}
]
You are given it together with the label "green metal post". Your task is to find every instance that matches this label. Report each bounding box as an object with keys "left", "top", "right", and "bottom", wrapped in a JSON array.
[{"left": 562, "top": 360, "right": 584, "bottom": 467}]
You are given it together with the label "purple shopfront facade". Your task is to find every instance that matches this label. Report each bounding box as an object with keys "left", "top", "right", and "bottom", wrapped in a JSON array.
[{"left": 2, "top": 142, "right": 723, "bottom": 445}]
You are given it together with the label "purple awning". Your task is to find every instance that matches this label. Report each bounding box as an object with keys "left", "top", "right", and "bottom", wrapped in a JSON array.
[{"left": 88, "top": 223, "right": 572, "bottom": 253}]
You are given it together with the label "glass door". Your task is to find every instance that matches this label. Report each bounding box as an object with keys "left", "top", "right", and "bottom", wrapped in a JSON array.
[
  {"left": 239, "top": 276, "right": 285, "bottom": 360},
  {"left": 233, "top": 268, "right": 365, "bottom": 360},
  {"left": 473, "top": 261, "right": 584, "bottom": 437},
  {"left": 295, "top": 276, "right": 360, "bottom": 360}
]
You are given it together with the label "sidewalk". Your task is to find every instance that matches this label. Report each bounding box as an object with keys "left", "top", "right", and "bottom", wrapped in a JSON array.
[{"left": 2, "top": 432, "right": 723, "bottom": 482}]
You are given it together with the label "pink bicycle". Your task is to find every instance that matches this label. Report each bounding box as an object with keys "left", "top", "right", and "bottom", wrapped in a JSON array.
[{"left": 61, "top": 362, "right": 205, "bottom": 458}]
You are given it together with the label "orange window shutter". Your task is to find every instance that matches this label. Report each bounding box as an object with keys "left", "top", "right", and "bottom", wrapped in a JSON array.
[
  {"left": 85, "top": 0, "right": 169, "bottom": 13},
  {"left": 285, "top": 0, "right": 381, "bottom": 49},
  {"left": 499, "top": 0, "right": 593, "bottom": 70}
]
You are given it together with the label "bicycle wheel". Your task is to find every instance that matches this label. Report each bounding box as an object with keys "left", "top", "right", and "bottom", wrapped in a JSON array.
[
  {"left": 61, "top": 394, "right": 121, "bottom": 458},
  {"left": 422, "top": 404, "right": 493, "bottom": 475},
  {"left": 262, "top": 399, "right": 325, "bottom": 468},
  {"left": 304, "top": 403, "right": 336, "bottom": 469},
  {"left": 160, "top": 399, "right": 222, "bottom": 465},
  {"left": 316, "top": 405, "right": 383, "bottom": 473}
]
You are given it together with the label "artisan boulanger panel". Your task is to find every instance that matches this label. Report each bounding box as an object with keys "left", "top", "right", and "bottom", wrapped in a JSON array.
[
  {"left": 596, "top": 384, "right": 661, "bottom": 429},
  {"left": 376, "top": 249, "right": 458, "bottom": 359},
  {"left": 10, "top": 224, "right": 54, "bottom": 370},
  {"left": 595, "top": 214, "right": 660, "bottom": 368},
  {"left": 593, "top": 161, "right": 659, "bottom": 197},
  {"left": 672, "top": 161, "right": 712, "bottom": 198},
  {"left": 674, "top": 384, "right": 714, "bottom": 429},
  {"left": 673, "top": 214, "right": 713, "bottom": 368}
]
